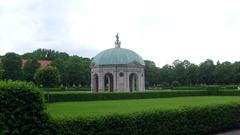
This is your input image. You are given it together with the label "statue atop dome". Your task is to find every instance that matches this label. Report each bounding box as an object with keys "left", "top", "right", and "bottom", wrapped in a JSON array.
[{"left": 115, "top": 33, "right": 121, "bottom": 48}]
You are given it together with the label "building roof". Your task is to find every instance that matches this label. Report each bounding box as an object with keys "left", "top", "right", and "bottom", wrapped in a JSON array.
[
  {"left": 91, "top": 47, "right": 145, "bottom": 66},
  {"left": 38, "top": 60, "right": 52, "bottom": 68}
]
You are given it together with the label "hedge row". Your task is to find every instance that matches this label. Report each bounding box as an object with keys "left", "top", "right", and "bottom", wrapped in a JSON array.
[
  {"left": 42, "top": 87, "right": 90, "bottom": 92},
  {"left": 157, "top": 85, "right": 239, "bottom": 90},
  {"left": 45, "top": 90, "right": 240, "bottom": 103},
  {"left": 51, "top": 103, "right": 240, "bottom": 135},
  {"left": 0, "top": 81, "right": 50, "bottom": 135},
  {"left": 2, "top": 81, "right": 240, "bottom": 135},
  {"left": 45, "top": 90, "right": 209, "bottom": 102}
]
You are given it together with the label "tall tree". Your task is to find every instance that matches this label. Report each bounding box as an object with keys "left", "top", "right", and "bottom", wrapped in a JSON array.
[
  {"left": 214, "top": 61, "right": 232, "bottom": 84},
  {"left": 23, "top": 59, "right": 40, "bottom": 82},
  {"left": 80, "top": 57, "right": 91, "bottom": 86},
  {"left": 34, "top": 66, "right": 60, "bottom": 87},
  {"left": 52, "top": 56, "right": 91, "bottom": 87},
  {"left": 185, "top": 63, "right": 198, "bottom": 85},
  {"left": 2, "top": 53, "right": 22, "bottom": 80},
  {"left": 0, "top": 63, "right": 4, "bottom": 79},
  {"left": 198, "top": 59, "right": 215, "bottom": 84},
  {"left": 231, "top": 62, "right": 240, "bottom": 84},
  {"left": 144, "top": 60, "right": 159, "bottom": 87},
  {"left": 63, "top": 56, "right": 89, "bottom": 86},
  {"left": 159, "top": 64, "right": 174, "bottom": 86},
  {"left": 22, "top": 48, "right": 69, "bottom": 61},
  {"left": 172, "top": 60, "right": 186, "bottom": 85}
]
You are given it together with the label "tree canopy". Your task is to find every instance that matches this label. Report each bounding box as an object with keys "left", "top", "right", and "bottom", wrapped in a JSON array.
[
  {"left": 0, "top": 49, "right": 240, "bottom": 88},
  {"left": 34, "top": 66, "right": 60, "bottom": 88},
  {"left": 22, "top": 48, "right": 69, "bottom": 61},
  {"left": 145, "top": 59, "right": 240, "bottom": 87},
  {"left": 2, "top": 52, "right": 22, "bottom": 80},
  {"left": 23, "top": 59, "right": 40, "bottom": 82}
]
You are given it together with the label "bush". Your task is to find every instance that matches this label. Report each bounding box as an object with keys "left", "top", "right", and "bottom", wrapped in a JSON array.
[
  {"left": 207, "top": 85, "right": 220, "bottom": 95},
  {"left": 51, "top": 103, "right": 240, "bottom": 135},
  {"left": 219, "top": 90, "right": 240, "bottom": 96},
  {"left": 1, "top": 52, "right": 23, "bottom": 80},
  {"left": 34, "top": 66, "right": 60, "bottom": 88},
  {"left": 220, "top": 85, "right": 238, "bottom": 90},
  {"left": 172, "top": 86, "right": 206, "bottom": 90},
  {"left": 43, "top": 87, "right": 90, "bottom": 92},
  {"left": 166, "top": 85, "right": 238, "bottom": 91},
  {"left": 45, "top": 90, "right": 240, "bottom": 103},
  {"left": 45, "top": 90, "right": 208, "bottom": 103},
  {"left": 0, "top": 81, "right": 50, "bottom": 135}
]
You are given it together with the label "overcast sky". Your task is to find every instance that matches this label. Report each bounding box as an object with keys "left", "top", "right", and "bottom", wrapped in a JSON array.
[{"left": 0, "top": 0, "right": 240, "bottom": 67}]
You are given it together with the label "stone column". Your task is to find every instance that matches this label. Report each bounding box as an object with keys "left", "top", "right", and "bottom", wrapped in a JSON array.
[
  {"left": 114, "top": 70, "right": 117, "bottom": 92},
  {"left": 91, "top": 72, "right": 93, "bottom": 91},
  {"left": 98, "top": 72, "right": 104, "bottom": 92}
]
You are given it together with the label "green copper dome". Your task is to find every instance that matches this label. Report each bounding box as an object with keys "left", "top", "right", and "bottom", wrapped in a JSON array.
[{"left": 92, "top": 48, "right": 145, "bottom": 66}]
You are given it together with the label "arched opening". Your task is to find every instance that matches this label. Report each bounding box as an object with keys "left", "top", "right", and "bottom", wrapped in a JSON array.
[
  {"left": 93, "top": 74, "right": 99, "bottom": 92},
  {"left": 129, "top": 73, "right": 138, "bottom": 92},
  {"left": 104, "top": 73, "right": 114, "bottom": 92}
]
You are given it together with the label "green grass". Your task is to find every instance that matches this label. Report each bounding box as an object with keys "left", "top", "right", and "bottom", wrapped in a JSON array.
[{"left": 46, "top": 96, "right": 240, "bottom": 119}]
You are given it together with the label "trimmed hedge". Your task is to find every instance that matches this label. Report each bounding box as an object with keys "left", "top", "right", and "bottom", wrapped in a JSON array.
[
  {"left": 172, "top": 86, "right": 206, "bottom": 90},
  {"left": 0, "top": 81, "right": 50, "bottom": 135},
  {"left": 219, "top": 90, "right": 240, "bottom": 96},
  {"left": 52, "top": 103, "right": 240, "bottom": 135},
  {"left": 158, "top": 85, "right": 238, "bottom": 90},
  {"left": 43, "top": 87, "right": 90, "bottom": 92},
  {"left": 45, "top": 90, "right": 240, "bottom": 103},
  {"left": 45, "top": 90, "right": 209, "bottom": 103}
]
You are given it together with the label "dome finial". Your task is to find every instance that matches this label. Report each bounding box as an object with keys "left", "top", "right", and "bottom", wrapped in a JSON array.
[{"left": 115, "top": 33, "right": 121, "bottom": 48}]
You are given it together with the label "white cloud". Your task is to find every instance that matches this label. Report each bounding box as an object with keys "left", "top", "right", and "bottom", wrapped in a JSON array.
[{"left": 0, "top": 0, "right": 240, "bottom": 67}]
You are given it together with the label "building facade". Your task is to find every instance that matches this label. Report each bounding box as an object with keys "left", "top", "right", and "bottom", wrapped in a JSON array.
[{"left": 90, "top": 34, "right": 145, "bottom": 92}]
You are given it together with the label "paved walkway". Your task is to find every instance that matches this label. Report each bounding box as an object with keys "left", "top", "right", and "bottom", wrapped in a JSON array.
[{"left": 216, "top": 129, "right": 240, "bottom": 135}]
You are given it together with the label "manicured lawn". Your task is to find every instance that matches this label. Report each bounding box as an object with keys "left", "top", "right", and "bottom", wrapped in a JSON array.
[{"left": 46, "top": 96, "right": 240, "bottom": 119}]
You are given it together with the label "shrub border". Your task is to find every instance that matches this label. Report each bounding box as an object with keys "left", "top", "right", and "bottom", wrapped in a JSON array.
[
  {"left": 45, "top": 90, "right": 240, "bottom": 103},
  {"left": 51, "top": 103, "right": 240, "bottom": 135}
]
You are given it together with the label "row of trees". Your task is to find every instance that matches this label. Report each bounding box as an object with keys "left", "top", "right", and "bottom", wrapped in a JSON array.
[
  {"left": 145, "top": 59, "right": 240, "bottom": 87},
  {"left": 0, "top": 49, "right": 91, "bottom": 87},
  {"left": 1, "top": 48, "right": 240, "bottom": 88}
]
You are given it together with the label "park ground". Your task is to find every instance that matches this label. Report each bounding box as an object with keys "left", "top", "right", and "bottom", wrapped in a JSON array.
[{"left": 46, "top": 96, "right": 240, "bottom": 119}]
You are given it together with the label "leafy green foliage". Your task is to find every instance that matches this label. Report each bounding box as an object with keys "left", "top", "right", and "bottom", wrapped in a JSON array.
[
  {"left": 21, "top": 49, "right": 91, "bottom": 87},
  {"left": 2, "top": 49, "right": 240, "bottom": 87},
  {"left": 170, "top": 85, "right": 238, "bottom": 90},
  {"left": 0, "top": 63, "right": 4, "bottom": 80},
  {"left": 34, "top": 66, "right": 60, "bottom": 88},
  {"left": 23, "top": 59, "right": 40, "bottom": 82},
  {"left": 171, "top": 86, "right": 206, "bottom": 90},
  {"left": 0, "top": 81, "right": 49, "bottom": 135},
  {"left": 51, "top": 103, "right": 240, "bottom": 135},
  {"left": 45, "top": 90, "right": 240, "bottom": 103},
  {"left": 145, "top": 59, "right": 240, "bottom": 87},
  {"left": 51, "top": 56, "right": 91, "bottom": 86},
  {"left": 198, "top": 59, "right": 215, "bottom": 84},
  {"left": 22, "top": 48, "right": 69, "bottom": 61},
  {"left": 43, "top": 87, "right": 90, "bottom": 92},
  {"left": 206, "top": 85, "right": 220, "bottom": 95},
  {"left": 45, "top": 90, "right": 209, "bottom": 102},
  {"left": 144, "top": 60, "right": 160, "bottom": 87},
  {"left": 2, "top": 53, "right": 22, "bottom": 80}
]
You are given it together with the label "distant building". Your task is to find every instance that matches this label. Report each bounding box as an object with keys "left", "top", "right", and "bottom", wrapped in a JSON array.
[
  {"left": 0, "top": 59, "right": 52, "bottom": 69},
  {"left": 90, "top": 34, "right": 145, "bottom": 92},
  {"left": 22, "top": 60, "right": 52, "bottom": 69}
]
